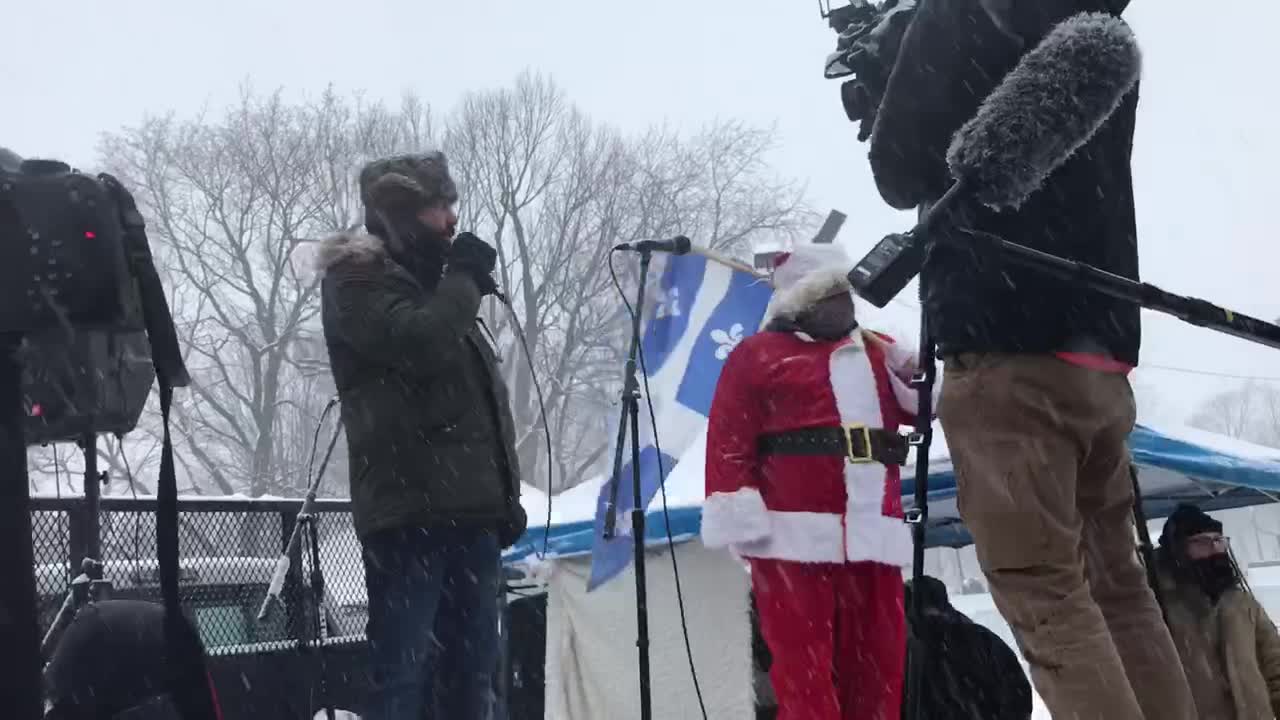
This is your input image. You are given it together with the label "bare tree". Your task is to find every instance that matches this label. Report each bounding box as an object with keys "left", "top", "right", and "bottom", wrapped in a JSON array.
[
  {"left": 98, "top": 88, "right": 432, "bottom": 499},
  {"left": 87, "top": 75, "right": 809, "bottom": 503},
  {"left": 1189, "top": 381, "right": 1280, "bottom": 447},
  {"left": 28, "top": 429, "right": 162, "bottom": 497},
  {"left": 445, "top": 72, "right": 812, "bottom": 491}
]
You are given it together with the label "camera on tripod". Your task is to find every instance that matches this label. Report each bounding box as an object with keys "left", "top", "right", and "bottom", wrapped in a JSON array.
[{"left": 0, "top": 156, "right": 188, "bottom": 445}]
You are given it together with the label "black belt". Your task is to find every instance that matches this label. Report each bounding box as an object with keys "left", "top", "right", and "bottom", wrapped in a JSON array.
[{"left": 758, "top": 426, "right": 909, "bottom": 466}]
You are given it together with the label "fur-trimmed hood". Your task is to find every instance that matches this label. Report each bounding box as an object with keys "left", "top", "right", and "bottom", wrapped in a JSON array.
[
  {"left": 315, "top": 231, "right": 390, "bottom": 274},
  {"left": 759, "top": 244, "right": 855, "bottom": 328}
]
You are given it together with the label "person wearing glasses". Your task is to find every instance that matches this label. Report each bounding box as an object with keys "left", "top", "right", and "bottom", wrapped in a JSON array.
[{"left": 1157, "top": 504, "right": 1280, "bottom": 719}]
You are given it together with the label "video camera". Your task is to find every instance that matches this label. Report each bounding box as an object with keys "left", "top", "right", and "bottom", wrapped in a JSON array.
[
  {"left": 819, "top": 0, "right": 918, "bottom": 141},
  {"left": 0, "top": 156, "right": 189, "bottom": 445}
]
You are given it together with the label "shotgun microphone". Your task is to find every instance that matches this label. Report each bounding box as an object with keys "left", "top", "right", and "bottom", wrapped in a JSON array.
[{"left": 848, "top": 11, "right": 1142, "bottom": 307}]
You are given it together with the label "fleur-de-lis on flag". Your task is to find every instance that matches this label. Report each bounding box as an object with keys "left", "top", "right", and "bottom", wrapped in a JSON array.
[{"left": 711, "top": 323, "right": 745, "bottom": 360}]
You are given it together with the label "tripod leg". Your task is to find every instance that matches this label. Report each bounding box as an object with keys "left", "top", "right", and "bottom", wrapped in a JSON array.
[
  {"left": 1129, "top": 465, "right": 1165, "bottom": 622},
  {"left": 906, "top": 305, "right": 936, "bottom": 720},
  {"left": 627, "top": 388, "right": 653, "bottom": 720},
  {"left": 602, "top": 387, "right": 632, "bottom": 540},
  {"left": 0, "top": 335, "right": 43, "bottom": 720}
]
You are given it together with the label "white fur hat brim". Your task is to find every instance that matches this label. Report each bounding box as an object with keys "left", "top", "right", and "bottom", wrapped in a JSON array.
[{"left": 760, "top": 244, "right": 855, "bottom": 327}]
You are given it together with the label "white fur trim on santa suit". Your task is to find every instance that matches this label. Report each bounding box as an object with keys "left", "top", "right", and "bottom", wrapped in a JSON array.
[
  {"left": 713, "top": 333, "right": 912, "bottom": 567},
  {"left": 731, "top": 511, "right": 845, "bottom": 564},
  {"left": 760, "top": 267, "right": 851, "bottom": 328},
  {"left": 759, "top": 244, "right": 854, "bottom": 328},
  {"left": 701, "top": 488, "right": 771, "bottom": 548},
  {"left": 846, "top": 513, "right": 913, "bottom": 567},
  {"left": 829, "top": 338, "right": 912, "bottom": 567}
]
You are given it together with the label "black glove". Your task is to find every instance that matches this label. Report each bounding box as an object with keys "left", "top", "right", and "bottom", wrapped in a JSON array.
[
  {"left": 498, "top": 502, "right": 528, "bottom": 549},
  {"left": 448, "top": 232, "right": 499, "bottom": 296}
]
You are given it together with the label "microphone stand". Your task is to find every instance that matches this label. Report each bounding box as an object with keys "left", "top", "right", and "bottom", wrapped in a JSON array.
[
  {"left": 41, "top": 437, "right": 114, "bottom": 663},
  {"left": 600, "top": 247, "right": 655, "bottom": 720},
  {"left": 257, "top": 419, "right": 341, "bottom": 720},
  {"left": 301, "top": 504, "right": 335, "bottom": 720}
]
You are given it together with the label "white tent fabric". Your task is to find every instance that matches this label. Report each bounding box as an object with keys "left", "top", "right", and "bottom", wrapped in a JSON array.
[{"left": 543, "top": 544, "right": 753, "bottom": 720}]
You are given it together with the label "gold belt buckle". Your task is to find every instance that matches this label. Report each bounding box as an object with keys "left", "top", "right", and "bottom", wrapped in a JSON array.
[{"left": 843, "top": 423, "right": 874, "bottom": 464}]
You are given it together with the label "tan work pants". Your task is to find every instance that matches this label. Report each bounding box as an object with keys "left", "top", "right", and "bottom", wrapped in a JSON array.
[{"left": 939, "top": 354, "right": 1196, "bottom": 719}]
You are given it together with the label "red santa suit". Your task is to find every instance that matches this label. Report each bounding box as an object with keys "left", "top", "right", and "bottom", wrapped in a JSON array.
[{"left": 702, "top": 244, "right": 923, "bottom": 720}]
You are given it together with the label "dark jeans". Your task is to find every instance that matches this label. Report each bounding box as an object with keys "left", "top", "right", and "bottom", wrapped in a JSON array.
[{"left": 362, "top": 525, "right": 501, "bottom": 720}]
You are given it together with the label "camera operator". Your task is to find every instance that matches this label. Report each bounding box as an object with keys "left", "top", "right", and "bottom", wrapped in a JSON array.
[
  {"left": 317, "top": 151, "right": 526, "bottom": 720},
  {"left": 867, "top": 1, "right": 1196, "bottom": 718}
]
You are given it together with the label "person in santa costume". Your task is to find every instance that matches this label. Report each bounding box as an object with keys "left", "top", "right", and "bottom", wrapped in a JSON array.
[{"left": 702, "top": 243, "right": 924, "bottom": 720}]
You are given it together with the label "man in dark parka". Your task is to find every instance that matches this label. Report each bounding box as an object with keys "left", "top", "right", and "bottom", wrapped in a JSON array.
[{"left": 318, "top": 151, "right": 525, "bottom": 720}]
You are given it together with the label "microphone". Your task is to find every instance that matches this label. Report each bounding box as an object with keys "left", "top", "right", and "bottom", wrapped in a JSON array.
[
  {"left": 946, "top": 12, "right": 1142, "bottom": 211},
  {"left": 614, "top": 236, "right": 692, "bottom": 255},
  {"left": 848, "top": 12, "right": 1142, "bottom": 307}
]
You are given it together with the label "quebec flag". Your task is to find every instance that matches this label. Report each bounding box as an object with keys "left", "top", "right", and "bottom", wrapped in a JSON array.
[{"left": 587, "top": 252, "right": 773, "bottom": 590}]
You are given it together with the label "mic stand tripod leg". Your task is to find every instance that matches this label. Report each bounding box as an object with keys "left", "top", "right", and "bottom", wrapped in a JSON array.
[
  {"left": 602, "top": 249, "right": 655, "bottom": 720},
  {"left": 627, "top": 377, "right": 652, "bottom": 720},
  {"left": 301, "top": 512, "right": 335, "bottom": 720}
]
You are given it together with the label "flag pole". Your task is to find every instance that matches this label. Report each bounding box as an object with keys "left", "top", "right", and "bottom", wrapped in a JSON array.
[{"left": 689, "top": 246, "right": 771, "bottom": 282}]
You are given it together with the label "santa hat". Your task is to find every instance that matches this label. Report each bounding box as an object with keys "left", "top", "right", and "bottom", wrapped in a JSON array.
[{"left": 761, "top": 243, "right": 855, "bottom": 327}]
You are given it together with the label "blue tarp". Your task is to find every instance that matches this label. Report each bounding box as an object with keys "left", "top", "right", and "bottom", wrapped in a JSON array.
[{"left": 505, "top": 423, "right": 1280, "bottom": 564}]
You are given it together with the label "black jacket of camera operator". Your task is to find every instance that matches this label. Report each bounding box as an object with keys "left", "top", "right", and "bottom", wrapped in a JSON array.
[{"left": 870, "top": 0, "right": 1140, "bottom": 365}]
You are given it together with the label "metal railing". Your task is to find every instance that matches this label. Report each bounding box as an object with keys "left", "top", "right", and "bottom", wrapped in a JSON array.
[{"left": 29, "top": 496, "right": 368, "bottom": 653}]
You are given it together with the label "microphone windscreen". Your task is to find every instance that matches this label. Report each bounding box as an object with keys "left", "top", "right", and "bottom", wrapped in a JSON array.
[
  {"left": 672, "top": 235, "right": 692, "bottom": 255},
  {"left": 946, "top": 12, "right": 1141, "bottom": 210}
]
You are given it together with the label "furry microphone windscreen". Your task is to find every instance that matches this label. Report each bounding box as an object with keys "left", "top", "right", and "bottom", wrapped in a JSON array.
[{"left": 945, "top": 12, "right": 1141, "bottom": 210}]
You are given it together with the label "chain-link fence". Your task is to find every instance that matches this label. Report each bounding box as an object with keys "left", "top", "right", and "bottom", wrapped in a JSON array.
[{"left": 30, "top": 496, "right": 367, "bottom": 655}]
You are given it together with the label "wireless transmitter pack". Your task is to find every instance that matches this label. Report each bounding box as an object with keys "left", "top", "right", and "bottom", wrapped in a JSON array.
[{"left": 847, "top": 231, "right": 923, "bottom": 308}]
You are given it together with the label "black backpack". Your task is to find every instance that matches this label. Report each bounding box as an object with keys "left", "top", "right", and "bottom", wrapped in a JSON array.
[
  {"left": 0, "top": 159, "right": 157, "bottom": 445},
  {"left": 1, "top": 159, "right": 209, "bottom": 720},
  {"left": 16, "top": 327, "right": 155, "bottom": 445}
]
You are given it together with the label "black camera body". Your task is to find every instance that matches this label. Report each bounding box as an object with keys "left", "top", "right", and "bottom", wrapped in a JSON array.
[
  {"left": 1, "top": 159, "right": 188, "bottom": 446},
  {"left": 822, "top": 1, "right": 919, "bottom": 141}
]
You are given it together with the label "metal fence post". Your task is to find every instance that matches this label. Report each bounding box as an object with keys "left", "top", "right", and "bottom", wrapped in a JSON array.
[{"left": 67, "top": 498, "right": 89, "bottom": 574}]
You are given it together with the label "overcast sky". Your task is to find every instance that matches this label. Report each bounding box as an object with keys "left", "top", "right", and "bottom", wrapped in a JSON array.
[{"left": 4, "top": 0, "right": 1277, "bottom": 424}]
